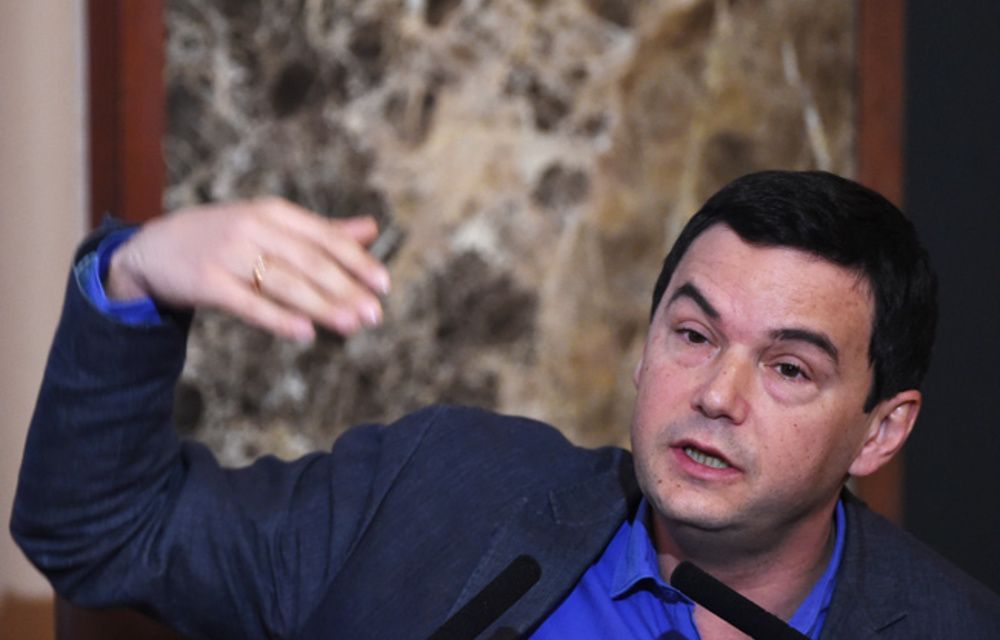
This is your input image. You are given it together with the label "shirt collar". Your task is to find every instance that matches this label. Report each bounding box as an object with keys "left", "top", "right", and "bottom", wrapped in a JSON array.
[
  {"left": 609, "top": 497, "right": 847, "bottom": 632},
  {"left": 609, "top": 498, "right": 690, "bottom": 602}
]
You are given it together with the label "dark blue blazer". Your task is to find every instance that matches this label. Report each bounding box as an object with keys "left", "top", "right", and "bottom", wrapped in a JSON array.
[{"left": 12, "top": 231, "right": 1000, "bottom": 639}]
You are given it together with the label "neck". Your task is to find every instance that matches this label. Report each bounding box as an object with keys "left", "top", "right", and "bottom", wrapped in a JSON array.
[{"left": 652, "top": 502, "right": 838, "bottom": 623}]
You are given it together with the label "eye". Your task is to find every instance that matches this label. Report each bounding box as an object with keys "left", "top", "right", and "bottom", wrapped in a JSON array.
[
  {"left": 776, "top": 362, "right": 809, "bottom": 380},
  {"left": 678, "top": 328, "right": 710, "bottom": 345}
]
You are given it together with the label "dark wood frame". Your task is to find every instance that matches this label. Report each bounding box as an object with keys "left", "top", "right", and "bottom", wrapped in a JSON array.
[
  {"left": 88, "top": 0, "right": 166, "bottom": 228},
  {"left": 69, "top": 1, "right": 906, "bottom": 637},
  {"left": 854, "top": 0, "right": 907, "bottom": 523}
]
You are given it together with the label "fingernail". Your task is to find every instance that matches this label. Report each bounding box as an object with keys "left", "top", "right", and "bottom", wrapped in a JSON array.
[
  {"left": 362, "top": 304, "right": 382, "bottom": 327},
  {"left": 377, "top": 273, "right": 391, "bottom": 295}
]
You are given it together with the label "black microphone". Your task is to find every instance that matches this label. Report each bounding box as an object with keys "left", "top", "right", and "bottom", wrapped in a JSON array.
[
  {"left": 426, "top": 555, "right": 542, "bottom": 640},
  {"left": 670, "top": 561, "right": 810, "bottom": 640}
]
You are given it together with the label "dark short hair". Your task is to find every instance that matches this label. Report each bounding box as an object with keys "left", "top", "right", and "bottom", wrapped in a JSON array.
[{"left": 651, "top": 170, "right": 937, "bottom": 412}]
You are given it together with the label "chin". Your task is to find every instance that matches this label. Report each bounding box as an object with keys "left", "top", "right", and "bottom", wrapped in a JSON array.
[{"left": 647, "top": 490, "right": 740, "bottom": 533}]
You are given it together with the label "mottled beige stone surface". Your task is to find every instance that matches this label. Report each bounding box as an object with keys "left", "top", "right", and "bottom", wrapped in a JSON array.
[{"left": 165, "top": 0, "right": 856, "bottom": 465}]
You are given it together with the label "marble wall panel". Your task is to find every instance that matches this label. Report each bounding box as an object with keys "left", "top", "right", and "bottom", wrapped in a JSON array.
[{"left": 165, "top": 0, "right": 856, "bottom": 465}]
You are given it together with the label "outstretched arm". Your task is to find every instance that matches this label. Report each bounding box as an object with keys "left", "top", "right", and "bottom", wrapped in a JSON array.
[{"left": 11, "top": 200, "right": 397, "bottom": 640}]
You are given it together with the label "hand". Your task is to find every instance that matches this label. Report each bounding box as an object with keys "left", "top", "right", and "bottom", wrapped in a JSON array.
[{"left": 106, "top": 198, "right": 392, "bottom": 342}]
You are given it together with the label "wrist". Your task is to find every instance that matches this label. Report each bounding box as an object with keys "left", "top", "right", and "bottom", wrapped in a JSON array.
[
  {"left": 76, "top": 227, "right": 162, "bottom": 326},
  {"left": 105, "top": 240, "right": 148, "bottom": 301}
]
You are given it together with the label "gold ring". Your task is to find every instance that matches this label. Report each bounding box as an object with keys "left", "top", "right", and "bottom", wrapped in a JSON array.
[{"left": 252, "top": 254, "right": 269, "bottom": 293}]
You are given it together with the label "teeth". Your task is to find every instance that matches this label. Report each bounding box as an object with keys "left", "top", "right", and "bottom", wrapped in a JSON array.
[{"left": 684, "top": 446, "right": 731, "bottom": 469}]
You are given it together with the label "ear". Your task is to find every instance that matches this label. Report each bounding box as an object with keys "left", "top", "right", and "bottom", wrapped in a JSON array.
[{"left": 848, "top": 390, "right": 922, "bottom": 477}]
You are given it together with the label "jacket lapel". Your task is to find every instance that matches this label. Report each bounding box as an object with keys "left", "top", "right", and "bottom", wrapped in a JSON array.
[
  {"left": 820, "top": 492, "right": 907, "bottom": 638},
  {"left": 447, "top": 451, "right": 641, "bottom": 638}
]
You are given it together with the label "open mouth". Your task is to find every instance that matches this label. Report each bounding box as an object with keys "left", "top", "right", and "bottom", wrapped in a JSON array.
[{"left": 683, "top": 445, "right": 731, "bottom": 470}]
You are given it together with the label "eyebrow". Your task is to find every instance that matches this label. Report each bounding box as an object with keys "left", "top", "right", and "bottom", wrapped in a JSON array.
[
  {"left": 667, "top": 282, "right": 720, "bottom": 319},
  {"left": 770, "top": 328, "right": 840, "bottom": 364}
]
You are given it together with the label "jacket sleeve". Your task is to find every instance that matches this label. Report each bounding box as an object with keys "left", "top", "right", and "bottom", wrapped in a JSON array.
[{"left": 9, "top": 230, "right": 409, "bottom": 640}]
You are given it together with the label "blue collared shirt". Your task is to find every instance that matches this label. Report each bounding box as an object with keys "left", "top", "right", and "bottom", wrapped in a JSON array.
[{"left": 530, "top": 498, "right": 846, "bottom": 639}]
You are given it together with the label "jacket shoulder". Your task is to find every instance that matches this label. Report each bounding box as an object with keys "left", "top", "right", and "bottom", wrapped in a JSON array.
[
  {"left": 827, "top": 494, "right": 1000, "bottom": 638},
  {"left": 380, "top": 403, "right": 630, "bottom": 485}
]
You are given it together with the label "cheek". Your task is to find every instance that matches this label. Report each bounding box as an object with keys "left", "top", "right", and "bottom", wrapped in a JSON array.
[
  {"left": 768, "top": 412, "right": 863, "bottom": 480},
  {"left": 630, "top": 389, "right": 658, "bottom": 449},
  {"left": 633, "top": 366, "right": 684, "bottom": 428},
  {"left": 630, "top": 364, "right": 693, "bottom": 459},
  {"left": 629, "top": 415, "right": 672, "bottom": 497}
]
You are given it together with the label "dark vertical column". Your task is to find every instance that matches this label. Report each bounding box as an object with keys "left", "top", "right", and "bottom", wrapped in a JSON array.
[
  {"left": 855, "top": 0, "right": 907, "bottom": 523},
  {"left": 904, "top": 1, "right": 1000, "bottom": 593},
  {"left": 87, "top": 0, "right": 165, "bottom": 227},
  {"left": 87, "top": 0, "right": 119, "bottom": 226}
]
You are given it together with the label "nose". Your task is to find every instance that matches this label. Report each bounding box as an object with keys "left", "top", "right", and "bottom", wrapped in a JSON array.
[{"left": 693, "top": 351, "right": 751, "bottom": 424}]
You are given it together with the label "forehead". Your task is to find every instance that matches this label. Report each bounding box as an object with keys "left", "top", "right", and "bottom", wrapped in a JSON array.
[{"left": 664, "top": 226, "right": 874, "bottom": 349}]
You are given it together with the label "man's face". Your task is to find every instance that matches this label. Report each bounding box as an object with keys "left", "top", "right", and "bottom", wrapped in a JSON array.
[{"left": 632, "top": 225, "right": 881, "bottom": 546}]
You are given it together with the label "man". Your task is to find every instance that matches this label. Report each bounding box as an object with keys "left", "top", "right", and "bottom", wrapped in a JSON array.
[{"left": 12, "top": 171, "right": 1000, "bottom": 639}]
